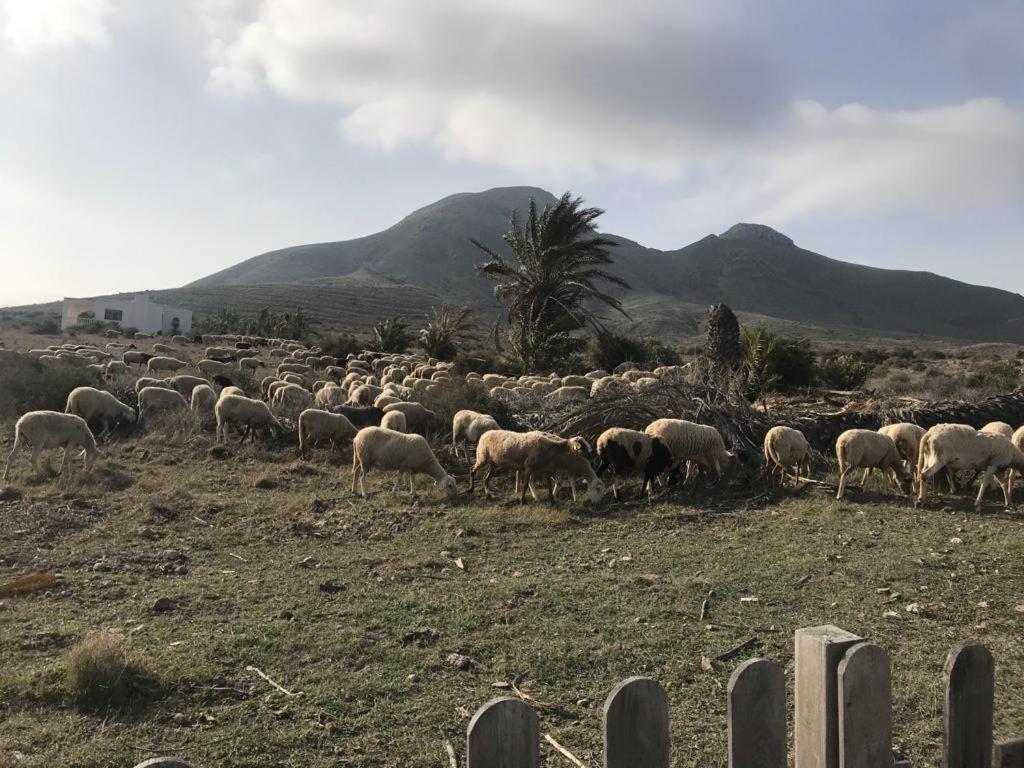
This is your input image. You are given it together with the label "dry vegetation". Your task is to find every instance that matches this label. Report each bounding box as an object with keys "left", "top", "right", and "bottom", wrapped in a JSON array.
[{"left": 1, "top": 329, "right": 1023, "bottom": 767}]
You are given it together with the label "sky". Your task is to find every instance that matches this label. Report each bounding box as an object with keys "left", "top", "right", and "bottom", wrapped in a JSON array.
[{"left": 0, "top": 0, "right": 1022, "bottom": 307}]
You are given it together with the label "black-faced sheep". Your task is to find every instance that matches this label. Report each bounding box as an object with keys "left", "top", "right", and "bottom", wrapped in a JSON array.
[{"left": 596, "top": 427, "right": 674, "bottom": 500}]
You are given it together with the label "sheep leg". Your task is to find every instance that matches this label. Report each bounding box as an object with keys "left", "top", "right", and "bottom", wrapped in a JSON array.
[
  {"left": 1001, "top": 470, "right": 1013, "bottom": 509},
  {"left": 836, "top": 467, "right": 850, "bottom": 500},
  {"left": 28, "top": 444, "right": 42, "bottom": 474},
  {"left": 519, "top": 470, "right": 532, "bottom": 504},
  {"left": 568, "top": 477, "right": 578, "bottom": 502},
  {"left": 917, "top": 460, "right": 946, "bottom": 506},
  {"left": 2, "top": 436, "right": 20, "bottom": 482},
  {"left": 351, "top": 455, "right": 361, "bottom": 495},
  {"left": 974, "top": 467, "right": 996, "bottom": 509},
  {"left": 887, "top": 469, "right": 906, "bottom": 496},
  {"left": 547, "top": 475, "right": 557, "bottom": 503},
  {"left": 612, "top": 480, "right": 621, "bottom": 502},
  {"left": 482, "top": 466, "right": 494, "bottom": 498}
]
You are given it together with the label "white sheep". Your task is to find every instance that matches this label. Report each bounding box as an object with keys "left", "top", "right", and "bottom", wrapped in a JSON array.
[
  {"left": 315, "top": 384, "right": 348, "bottom": 410},
  {"left": 591, "top": 376, "right": 632, "bottom": 398},
  {"left": 196, "top": 359, "right": 235, "bottom": 378},
  {"left": 134, "top": 377, "right": 172, "bottom": 393},
  {"left": 451, "top": 409, "right": 500, "bottom": 460},
  {"left": 762, "top": 426, "right": 811, "bottom": 486},
  {"left": 190, "top": 384, "right": 218, "bottom": 418},
  {"left": 65, "top": 387, "right": 136, "bottom": 436},
  {"left": 239, "top": 357, "right": 261, "bottom": 371},
  {"left": 916, "top": 423, "right": 1024, "bottom": 509},
  {"left": 644, "top": 419, "right": 734, "bottom": 483},
  {"left": 980, "top": 421, "right": 1014, "bottom": 439},
  {"left": 544, "top": 386, "right": 590, "bottom": 408},
  {"left": 168, "top": 375, "right": 212, "bottom": 399},
  {"left": 298, "top": 408, "right": 357, "bottom": 457},
  {"left": 216, "top": 394, "right": 283, "bottom": 443},
  {"left": 3, "top": 411, "right": 101, "bottom": 483},
  {"left": 351, "top": 426, "right": 457, "bottom": 498},
  {"left": 137, "top": 386, "right": 189, "bottom": 423},
  {"left": 272, "top": 383, "right": 314, "bottom": 418},
  {"left": 153, "top": 343, "right": 175, "bottom": 355},
  {"left": 1007, "top": 426, "right": 1024, "bottom": 499},
  {"left": 105, "top": 360, "right": 128, "bottom": 378},
  {"left": 380, "top": 410, "right": 407, "bottom": 432},
  {"left": 146, "top": 356, "right": 187, "bottom": 374},
  {"left": 835, "top": 429, "right": 909, "bottom": 500},
  {"left": 469, "top": 430, "right": 596, "bottom": 503}
]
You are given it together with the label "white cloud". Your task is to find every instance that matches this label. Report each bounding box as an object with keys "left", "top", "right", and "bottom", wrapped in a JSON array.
[
  {"left": 198, "top": 1, "right": 1024, "bottom": 223},
  {"left": 0, "top": 0, "right": 114, "bottom": 53}
]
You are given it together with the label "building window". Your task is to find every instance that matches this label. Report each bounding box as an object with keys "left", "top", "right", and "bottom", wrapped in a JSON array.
[{"left": 103, "top": 309, "right": 123, "bottom": 322}]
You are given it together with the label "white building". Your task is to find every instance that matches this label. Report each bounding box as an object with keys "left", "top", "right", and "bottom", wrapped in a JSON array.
[{"left": 61, "top": 295, "right": 193, "bottom": 336}]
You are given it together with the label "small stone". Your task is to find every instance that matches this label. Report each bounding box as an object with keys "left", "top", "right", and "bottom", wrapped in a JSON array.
[
  {"left": 92, "top": 561, "right": 111, "bottom": 572},
  {"left": 318, "top": 580, "right": 344, "bottom": 593},
  {"left": 949, "top": 537, "right": 963, "bottom": 545},
  {"left": 173, "top": 564, "right": 189, "bottom": 576},
  {"left": 0, "top": 486, "right": 23, "bottom": 501},
  {"left": 445, "top": 652, "right": 480, "bottom": 671},
  {"left": 161, "top": 549, "right": 183, "bottom": 562},
  {"left": 576, "top": 698, "right": 591, "bottom": 707},
  {"left": 152, "top": 596, "right": 176, "bottom": 613},
  {"left": 406, "top": 673, "right": 418, "bottom": 683},
  {"left": 172, "top": 712, "right": 188, "bottom": 725}
]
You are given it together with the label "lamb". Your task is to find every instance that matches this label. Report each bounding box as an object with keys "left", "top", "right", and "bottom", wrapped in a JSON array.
[
  {"left": 351, "top": 426, "right": 457, "bottom": 498},
  {"left": 644, "top": 419, "right": 734, "bottom": 483},
  {"left": 834, "top": 429, "right": 910, "bottom": 500},
  {"left": 3, "top": 411, "right": 101, "bottom": 483},
  {"left": 382, "top": 401, "right": 437, "bottom": 432},
  {"left": 469, "top": 430, "right": 596, "bottom": 503},
  {"left": 190, "top": 384, "right": 218, "bottom": 417},
  {"left": 452, "top": 409, "right": 500, "bottom": 460},
  {"left": 916, "top": 423, "right": 1024, "bottom": 509},
  {"left": 762, "top": 426, "right": 811, "bottom": 487},
  {"left": 152, "top": 343, "right": 175, "bottom": 355},
  {"left": 315, "top": 384, "right": 348, "bottom": 409},
  {"left": 137, "top": 386, "right": 189, "bottom": 423},
  {"left": 980, "top": 421, "right": 1014, "bottom": 439},
  {"left": 373, "top": 394, "right": 403, "bottom": 409},
  {"left": 64, "top": 387, "right": 136, "bottom": 436},
  {"left": 298, "top": 408, "right": 358, "bottom": 457},
  {"left": 380, "top": 410, "right": 407, "bottom": 432},
  {"left": 349, "top": 384, "right": 383, "bottom": 406},
  {"left": 215, "top": 394, "right": 283, "bottom": 443},
  {"left": 878, "top": 423, "right": 926, "bottom": 470},
  {"left": 146, "top": 356, "right": 187, "bottom": 374},
  {"left": 219, "top": 385, "right": 244, "bottom": 400},
  {"left": 530, "top": 445, "right": 606, "bottom": 503},
  {"left": 596, "top": 427, "right": 675, "bottom": 500},
  {"left": 239, "top": 356, "right": 261, "bottom": 371},
  {"left": 329, "top": 405, "right": 385, "bottom": 428}
]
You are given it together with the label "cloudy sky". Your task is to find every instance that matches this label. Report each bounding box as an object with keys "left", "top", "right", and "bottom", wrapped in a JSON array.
[{"left": 1, "top": 0, "right": 1022, "bottom": 306}]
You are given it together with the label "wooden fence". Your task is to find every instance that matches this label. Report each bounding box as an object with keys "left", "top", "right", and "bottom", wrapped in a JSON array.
[{"left": 133, "top": 624, "right": 1023, "bottom": 768}]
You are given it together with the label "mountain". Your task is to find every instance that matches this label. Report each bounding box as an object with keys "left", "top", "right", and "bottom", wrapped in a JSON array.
[{"left": 185, "top": 186, "right": 1024, "bottom": 343}]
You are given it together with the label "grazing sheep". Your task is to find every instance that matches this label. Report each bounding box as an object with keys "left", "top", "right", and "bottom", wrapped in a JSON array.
[
  {"left": 171, "top": 334, "right": 190, "bottom": 344},
  {"left": 298, "top": 408, "right": 358, "bottom": 457},
  {"left": 196, "top": 359, "right": 235, "bottom": 378},
  {"left": 762, "top": 426, "right": 811, "bottom": 487},
  {"left": 373, "top": 393, "right": 403, "bottom": 409},
  {"left": 351, "top": 426, "right": 457, "bottom": 498},
  {"left": 134, "top": 376, "right": 173, "bottom": 393},
  {"left": 239, "top": 357, "right": 261, "bottom": 371},
  {"left": 980, "top": 421, "right": 1014, "bottom": 439},
  {"left": 544, "top": 386, "right": 590, "bottom": 408},
  {"left": 260, "top": 375, "right": 281, "bottom": 399},
  {"left": 272, "top": 383, "right": 314, "bottom": 418},
  {"left": 146, "top": 356, "right": 187, "bottom": 374},
  {"left": 122, "top": 350, "right": 153, "bottom": 367},
  {"left": 190, "top": 384, "right": 218, "bottom": 418},
  {"left": 3, "top": 411, "right": 101, "bottom": 482},
  {"left": 591, "top": 376, "right": 632, "bottom": 398},
  {"left": 644, "top": 419, "right": 734, "bottom": 483},
  {"left": 152, "top": 343, "right": 175, "bottom": 355},
  {"left": 470, "top": 430, "right": 596, "bottom": 503},
  {"left": 596, "top": 427, "right": 675, "bottom": 500},
  {"left": 1007, "top": 426, "right": 1024, "bottom": 499},
  {"left": 349, "top": 384, "right": 383, "bottom": 406},
  {"left": 65, "top": 387, "right": 136, "bottom": 436},
  {"left": 835, "top": 429, "right": 909, "bottom": 500},
  {"left": 314, "top": 384, "right": 348, "bottom": 409},
  {"left": 277, "top": 363, "right": 313, "bottom": 376},
  {"left": 137, "top": 386, "right": 189, "bottom": 423},
  {"left": 281, "top": 373, "right": 307, "bottom": 386},
  {"left": 167, "top": 375, "right": 212, "bottom": 399},
  {"left": 916, "top": 423, "right": 1024, "bottom": 509},
  {"left": 215, "top": 394, "right": 283, "bottom": 443},
  {"left": 380, "top": 410, "right": 407, "bottom": 432},
  {"left": 330, "top": 405, "right": 385, "bottom": 428},
  {"left": 382, "top": 401, "right": 437, "bottom": 432},
  {"left": 532, "top": 446, "right": 606, "bottom": 503},
  {"left": 105, "top": 360, "right": 128, "bottom": 377},
  {"left": 452, "top": 410, "right": 500, "bottom": 460}
]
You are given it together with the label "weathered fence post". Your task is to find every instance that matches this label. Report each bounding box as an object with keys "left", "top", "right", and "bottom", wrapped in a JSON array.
[
  {"left": 795, "top": 625, "right": 863, "bottom": 768},
  {"left": 995, "top": 739, "right": 1024, "bottom": 768},
  {"left": 603, "top": 676, "right": 670, "bottom": 768},
  {"left": 466, "top": 696, "right": 539, "bottom": 768},
  {"left": 837, "top": 642, "right": 892, "bottom": 768},
  {"left": 944, "top": 643, "right": 994, "bottom": 768},
  {"left": 728, "top": 659, "right": 786, "bottom": 768}
]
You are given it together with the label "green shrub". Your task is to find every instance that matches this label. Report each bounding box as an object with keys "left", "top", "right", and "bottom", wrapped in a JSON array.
[
  {"left": 0, "top": 352, "right": 97, "bottom": 419},
  {"left": 413, "top": 378, "right": 513, "bottom": 432},
  {"left": 587, "top": 332, "right": 681, "bottom": 371},
  {"left": 320, "top": 332, "right": 362, "bottom": 358},
  {"left": 28, "top": 317, "right": 60, "bottom": 335},
  {"left": 964, "top": 361, "right": 1018, "bottom": 394},
  {"left": 65, "top": 632, "right": 154, "bottom": 705},
  {"left": 368, "top": 317, "right": 414, "bottom": 353},
  {"left": 740, "top": 325, "right": 816, "bottom": 400},
  {"left": 816, "top": 354, "right": 875, "bottom": 390}
]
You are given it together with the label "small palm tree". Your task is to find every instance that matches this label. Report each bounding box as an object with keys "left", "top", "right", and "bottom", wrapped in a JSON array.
[
  {"left": 418, "top": 305, "right": 475, "bottom": 361},
  {"left": 472, "top": 192, "right": 629, "bottom": 371},
  {"left": 369, "top": 316, "right": 413, "bottom": 353}
]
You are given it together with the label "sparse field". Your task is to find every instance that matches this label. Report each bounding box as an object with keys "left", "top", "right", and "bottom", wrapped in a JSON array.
[{"left": 1, "top": 330, "right": 1023, "bottom": 767}]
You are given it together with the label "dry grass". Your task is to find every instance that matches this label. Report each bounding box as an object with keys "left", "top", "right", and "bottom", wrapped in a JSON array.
[{"left": 65, "top": 632, "right": 153, "bottom": 706}]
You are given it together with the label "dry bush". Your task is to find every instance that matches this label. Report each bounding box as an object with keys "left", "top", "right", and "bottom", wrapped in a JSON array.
[{"left": 65, "top": 632, "right": 152, "bottom": 705}]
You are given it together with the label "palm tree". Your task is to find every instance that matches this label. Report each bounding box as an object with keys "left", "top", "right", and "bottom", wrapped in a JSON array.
[
  {"left": 471, "top": 192, "right": 629, "bottom": 370},
  {"left": 369, "top": 316, "right": 414, "bottom": 353},
  {"left": 418, "top": 305, "right": 475, "bottom": 360}
]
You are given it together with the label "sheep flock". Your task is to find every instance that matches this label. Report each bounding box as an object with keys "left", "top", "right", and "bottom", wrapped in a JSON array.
[{"left": 4, "top": 332, "right": 1024, "bottom": 512}]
